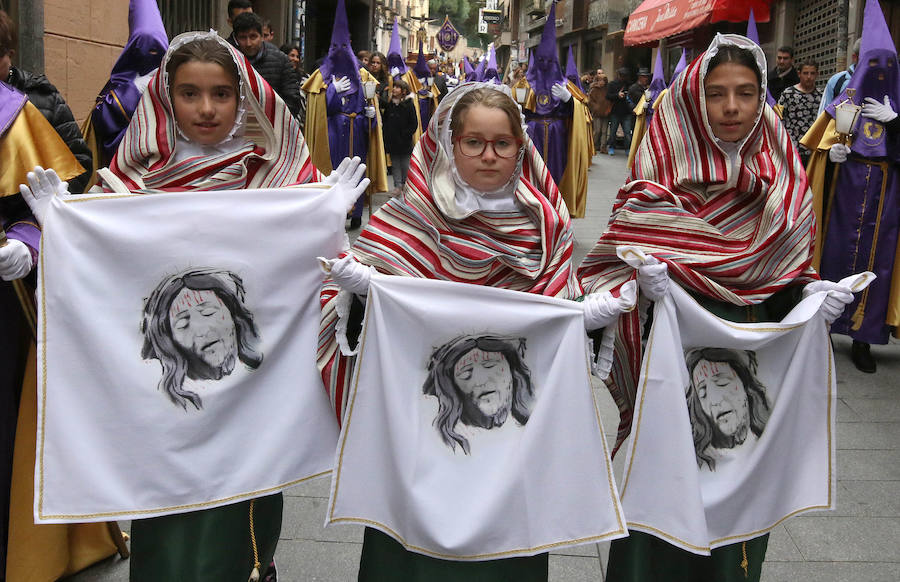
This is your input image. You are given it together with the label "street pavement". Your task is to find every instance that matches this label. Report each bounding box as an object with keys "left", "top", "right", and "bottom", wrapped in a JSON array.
[{"left": 67, "top": 152, "right": 900, "bottom": 581}]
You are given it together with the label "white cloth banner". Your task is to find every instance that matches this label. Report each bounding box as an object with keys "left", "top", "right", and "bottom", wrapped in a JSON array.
[
  {"left": 619, "top": 282, "right": 846, "bottom": 554},
  {"left": 328, "top": 275, "right": 627, "bottom": 560},
  {"left": 36, "top": 187, "right": 344, "bottom": 523}
]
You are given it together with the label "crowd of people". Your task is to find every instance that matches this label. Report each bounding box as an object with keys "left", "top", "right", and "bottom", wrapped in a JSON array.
[{"left": 1, "top": 0, "right": 897, "bottom": 580}]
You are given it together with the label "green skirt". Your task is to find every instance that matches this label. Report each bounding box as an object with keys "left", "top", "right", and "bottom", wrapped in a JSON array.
[
  {"left": 129, "top": 492, "right": 282, "bottom": 582},
  {"left": 358, "top": 527, "right": 549, "bottom": 582},
  {"left": 606, "top": 531, "right": 768, "bottom": 582}
]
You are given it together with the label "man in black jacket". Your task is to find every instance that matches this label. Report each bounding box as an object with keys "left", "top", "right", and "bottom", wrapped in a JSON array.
[
  {"left": 0, "top": 11, "right": 92, "bottom": 193},
  {"left": 605, "top": 67, "right": 633, "bottom": 156},
  {"left": 232, "top": 12, "right": 302, "bottom": 117},
  {"left": 767, "top": 45, "right": 800, "bottom": 102}
]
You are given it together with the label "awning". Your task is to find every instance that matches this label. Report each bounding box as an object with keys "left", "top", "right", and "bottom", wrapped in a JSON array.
[{"left": 624, "top": 0, "right": 771, "bottom": 46}]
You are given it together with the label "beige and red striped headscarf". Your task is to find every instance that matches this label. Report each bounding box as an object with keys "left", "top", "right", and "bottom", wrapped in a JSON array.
[
  {"left": 579, "top": 35, "right": 817, "bottom": 453},
  {"left": 107, "top": 31, "right": 319, "bottom": 191},
  {"left": 318, "top": 82, "right": 581, "bottom": 422}
]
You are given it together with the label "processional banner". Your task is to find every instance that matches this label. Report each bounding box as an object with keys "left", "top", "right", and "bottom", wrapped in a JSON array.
[
  {"left": 328, "top": 275, "right": 627, "bottom": 560},
  {"left": 35, "top": 187, "right": 344, "bottom": 523},
  {"left": 618, "top": 278, "right": 869, "bottom": 553}
]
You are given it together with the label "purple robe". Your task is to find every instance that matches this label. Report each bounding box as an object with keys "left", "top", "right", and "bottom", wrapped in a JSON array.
[
  {"left": 820, "top": 156, "right": 900, "bottom": 344},
  {"left": 525, "top": 103, "right": 571, "bottom": 187}
]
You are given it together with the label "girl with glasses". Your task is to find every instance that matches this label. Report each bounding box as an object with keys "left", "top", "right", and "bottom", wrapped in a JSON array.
[{"left": 318, "top": 82, "right": 626, "bottom": 580}]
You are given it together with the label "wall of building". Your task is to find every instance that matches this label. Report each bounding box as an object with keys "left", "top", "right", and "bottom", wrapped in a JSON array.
[{"left": 43, "top": 0, "right": 129, "bottom": 125}]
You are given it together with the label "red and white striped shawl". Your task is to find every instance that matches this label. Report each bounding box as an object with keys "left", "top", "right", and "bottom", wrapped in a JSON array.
[
  {"left": 318, "top": 84, "right": 581, "bottom": 422},
  {"left": 578, "top": 39, "right": 817, "bottom": 453},
  {"left": 108, "top": 32, "right": 319, "bottom": 191}
]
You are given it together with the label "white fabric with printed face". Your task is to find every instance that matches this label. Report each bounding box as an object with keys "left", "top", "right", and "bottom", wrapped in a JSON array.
[
  {"left": 35, "top": 186, "right": 346, "bottom": 523},
  {"left": 327, "top": 275, "right": 627, "bottom": 559},
  {"left": 618, "top": 273, "right": 873, "bottom": 554}
]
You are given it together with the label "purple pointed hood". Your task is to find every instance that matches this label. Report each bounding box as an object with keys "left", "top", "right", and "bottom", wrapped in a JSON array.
[
  {"left": 413, "top": 41, "right": 431, "bottom": 79},
  {"left": 472, "top": 56, "right": 487, "bottom": 82},
  {"left": 648, "top": 50, "right": 665, "bottom": 104},
  {"left": 463, "top": 56, "right": 475, "bottom": 78},
  {"left": 483, "top": 44, "right": 501, "bottom": 83},
  {"left": 566, "top": 45, "right": 583, "bottom": 91},
  {"left": 826, "top": 0, "right": 900, "bottom": 160},
  {"left": 386, "top": 18, "right": 407, "bottom": 75},
  {"left": 526, "top": 1, "right": 566, "bottom": 115},
  {"left": 320, "top": 0, "right": 362, "bottom": 88},
  {"left": 746, "top": 9, "right": 776, "bottom": 107},
  {"left": 671, "top": 48, "right": 687, "bottom": 85},
  {"left": 111, "top": 0, "right": 167, "bottom": 78}
]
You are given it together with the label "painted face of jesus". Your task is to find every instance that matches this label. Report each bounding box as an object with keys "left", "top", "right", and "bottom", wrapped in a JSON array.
[
  {"left": 169, "top": 288, "right": 238, "bottom": 380},
  {"left": 692, "top": 359, "right": 750, "bottom": 441},
  {"left": 454, "top": 348, "right": 514, "bottom": 428}
]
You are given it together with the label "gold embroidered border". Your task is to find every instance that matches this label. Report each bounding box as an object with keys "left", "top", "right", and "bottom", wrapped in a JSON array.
[{"left": 330, "top": 516, "right": 625, "bottom": 560}]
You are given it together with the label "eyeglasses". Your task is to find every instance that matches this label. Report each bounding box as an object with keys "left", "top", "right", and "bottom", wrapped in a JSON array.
[{"left": 455, "top": 135, "right": 522, "bottom": 159}]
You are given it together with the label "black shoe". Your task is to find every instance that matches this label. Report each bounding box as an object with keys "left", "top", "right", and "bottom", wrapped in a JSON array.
[
  {"left": 349, "top": 216, "right": 362, "bottom": 230},
  {"left": 851, "top": 340, "right": 876, "bottom": 373}
]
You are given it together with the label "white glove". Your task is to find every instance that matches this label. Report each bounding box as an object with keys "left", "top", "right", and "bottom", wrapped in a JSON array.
[
  {"left": 324, "top": 156, "right": 370, "bottom": 210},
  {"left": 862, "top": 96, "right": 898, "bottom": 123},
  {"left": 323, "top": 156, "right": 359, "bottom": 186},
  {"left": 0, "top": 239, "right": 34, "bottom": 281},
  {"left": 551, "top": 83, "right": 572, "bottom": 102},
  {"left": 390, "top": 67, "right": 400, "bottom": 78},
  {"left": 446, "top": 77, "right": 459, "bottom": 87},
  {"left": 331, "top": 75, "right": 352, "bottom": 94},
  {"left": 364, "top": 106, "right": 376, "bottom": 119},
  {"left": 829, "top": 143, "right": 851, "bottom": 164},
  {"left": 583, "top": 281, "right": 637, "bottom": 331},
  {"left": 19, "top": 166, "right": 70, "bottom": 225},
  {"left": 802, "top": 280, "right": 855, "bottom": 324},
  {"left": 322, "top": 254, "right": 373, "bottom": 296},
  {"left": 637, "top": 257, "right": 668, "bottom": 301}
]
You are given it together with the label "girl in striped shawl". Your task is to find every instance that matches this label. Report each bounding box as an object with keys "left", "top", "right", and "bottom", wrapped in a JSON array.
[
  {"left": 318, "top": 82, "right": 631, "bottom": 580},
  {"left": 579, "top": 34, "right": 854, "bottom": 581}
]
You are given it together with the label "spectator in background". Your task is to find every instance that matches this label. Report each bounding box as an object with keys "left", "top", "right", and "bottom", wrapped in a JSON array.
[
  {"left": 819, "top": 38, "right": 861, "bottom": 114},
  {"left": 381, "top": 78, "right": 417, "bottom": 196},
  {"left": 261, "top": 19, "right": 275, "bottom": 43},
  {"left": 606, "top": 67, "right": 633, "bottom": 156},
  {"left": 281, "top": 43, "right": 308, "bottom": 132},
  {"left": 233, "top": 12, "right": 302, "bottom": 117},
  {"left": 281, "top": 43, "right": 305, "bottom": 77},
  {"left": 225, "top": 0, "right": 253, "bottom": 48},
  {"left": 767, "top": 45, "right": 799, "bottom": 102},
  {"left": 0, "top": 12, "right": 92, "bottom": 192},
  {"left": 777, "top": 58, "right": 821, "bottom": 164},
  {"left": 367, "top": 51, "right": 390, "bottom": 106},
  {"left": 588, "top": 70, "right": 611, "bottom": 152},
  {"left": 357, "top": 50, "right": 371, "bottom": 69},
  {"left": 628, "top": 67, "right": 651, "bottom": 113}
]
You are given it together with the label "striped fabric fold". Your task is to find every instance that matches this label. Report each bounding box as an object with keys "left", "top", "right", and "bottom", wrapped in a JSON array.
[{"left": 578, "top": 42, "right": 817, "bottom": 454}]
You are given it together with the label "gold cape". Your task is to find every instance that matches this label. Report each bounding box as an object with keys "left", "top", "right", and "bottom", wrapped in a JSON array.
[
  {"left": 627, "top": 89, "right": 669, "bottom": 170},
  {"left": 0, "top": 102, "right": 85, "bottom": 197},
  {"left": 302, "top": 69, "right": 389, "bottom": 193},
  {"left": 801, "top": 112, "right": 900, "bottom": 331}
]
